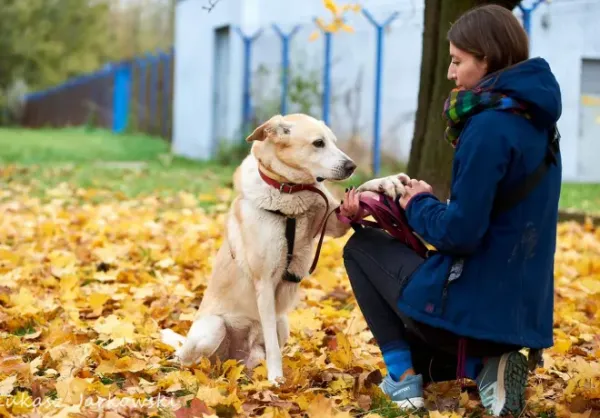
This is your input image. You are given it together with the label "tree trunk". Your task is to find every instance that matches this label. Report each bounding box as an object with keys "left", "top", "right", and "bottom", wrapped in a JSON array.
[{"left": 407, "top": 0, "right": 522, "bottom": 201}]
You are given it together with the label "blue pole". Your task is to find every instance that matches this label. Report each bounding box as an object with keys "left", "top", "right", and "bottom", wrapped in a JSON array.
[
  {"left": 235, "top": 27, "right": 262, "bottom": 134},
  {"left": 518, "top": 0, "right": 545, "bottom": 39},
  {"left": 112, "top": 62, "right": 132, "bottom": 133},
  {"left": 313, "top": 17, "right": 333, "bottom": 125},
  {"left": 149, "top": 52, "right": 159, "bottom": 132},
  {"left": 323, "top": 32, "right": 332, "bottom": 125},
  {"left": 137, "top": 58, "right": 147, "bottom": 130},
  {"left": 362, "top": 9, "right": 399, "bottom": 176},
  {"left": 272, "top": 24, "right": 301, "bottom": 116},
  {"left": 161, "top": 49, "right": 173, "bottom": 139}
]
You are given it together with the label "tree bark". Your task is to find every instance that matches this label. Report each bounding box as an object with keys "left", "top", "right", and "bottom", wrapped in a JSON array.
[{"left": 407, "top": 0, "right": 522, "bottom": 201}]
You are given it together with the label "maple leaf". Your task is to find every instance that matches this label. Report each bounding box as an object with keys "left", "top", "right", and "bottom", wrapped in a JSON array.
[{"left": 174, "top": 398, "right": 214, "bottom": 418}]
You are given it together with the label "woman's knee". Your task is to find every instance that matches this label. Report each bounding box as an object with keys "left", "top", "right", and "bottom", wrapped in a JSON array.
[{"left": 342, "top": 226, "right": 380, "bottom": 259}]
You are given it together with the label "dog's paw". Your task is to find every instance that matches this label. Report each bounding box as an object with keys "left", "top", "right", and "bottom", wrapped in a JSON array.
[
  {"left": 355, "top": 173, "right": 411, "bottom": 199},
  {"left": 267, "top": 370, "right": 284, "bottom": 386}
]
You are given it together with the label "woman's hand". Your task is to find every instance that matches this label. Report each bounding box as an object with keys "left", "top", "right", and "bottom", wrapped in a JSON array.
[
  {"left": 338, "top": 188, "right": 362, "bottom": 220},
  {"left": 339, "top": 188, "right": 382, "bottom": 221},
  {"left": 399, "top": 179, "right": 433, "bottom": 209}
]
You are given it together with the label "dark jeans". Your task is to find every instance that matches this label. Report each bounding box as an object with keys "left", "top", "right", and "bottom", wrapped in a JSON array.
[{"left": 342, "top": 226, "right": 522, "bottom": 384}]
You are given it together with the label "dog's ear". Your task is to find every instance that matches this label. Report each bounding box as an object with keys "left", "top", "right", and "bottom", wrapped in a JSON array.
[{"left": 245, "top": 115, "right": 292, "bottom": 142}]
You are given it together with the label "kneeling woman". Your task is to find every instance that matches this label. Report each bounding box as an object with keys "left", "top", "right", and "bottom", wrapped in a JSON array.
[{"left": 339, "top": 4, "right": 562, "bottom": 417}]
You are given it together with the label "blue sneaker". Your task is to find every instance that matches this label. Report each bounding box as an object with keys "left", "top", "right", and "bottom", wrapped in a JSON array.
[
  {"left": 379, "top": 373, "right": 424, "bottom": 410},
  {"left": 476, "top": 351, "right": 528, "bottom": 416}
]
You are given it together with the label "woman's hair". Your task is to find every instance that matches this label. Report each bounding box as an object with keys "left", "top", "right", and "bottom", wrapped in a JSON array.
[{"left": 447, "top": 4, "right": 529, "bottom": 75}]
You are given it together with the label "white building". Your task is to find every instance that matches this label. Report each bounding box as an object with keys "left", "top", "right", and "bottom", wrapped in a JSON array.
[{"left": 172, "top": 0, "right": 600, "bottom": 182}]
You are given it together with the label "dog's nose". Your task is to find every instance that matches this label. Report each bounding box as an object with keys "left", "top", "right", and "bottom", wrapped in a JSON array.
[{"left": 343, "top": 159, "right": 357, "bottom": 174}]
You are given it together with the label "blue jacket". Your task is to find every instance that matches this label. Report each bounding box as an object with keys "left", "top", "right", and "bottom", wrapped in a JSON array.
[{"left": 399, "top": 58, "right": 562, "bottom": 349}]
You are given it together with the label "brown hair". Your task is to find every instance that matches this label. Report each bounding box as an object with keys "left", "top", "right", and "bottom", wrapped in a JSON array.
[{"left": 447, "top": 4, "right": 529, "bottom": 75}]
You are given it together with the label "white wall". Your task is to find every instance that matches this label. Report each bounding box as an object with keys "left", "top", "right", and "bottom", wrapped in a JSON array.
[{"left": 173, "top": 0, "right": 600, "bottom": 181}]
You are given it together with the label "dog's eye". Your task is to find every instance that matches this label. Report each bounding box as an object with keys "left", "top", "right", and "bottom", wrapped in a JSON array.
[{"left": 313, "top": 139, "right": 325, "bottom": 148}]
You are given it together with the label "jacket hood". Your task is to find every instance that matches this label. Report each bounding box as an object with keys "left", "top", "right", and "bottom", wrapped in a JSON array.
[{"left": 478, "top": 57, "right": 562, "bottom": 129}]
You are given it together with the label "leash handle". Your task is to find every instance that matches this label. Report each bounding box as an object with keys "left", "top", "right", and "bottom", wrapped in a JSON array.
[{"left": 336, "top": 193, "right": 429, "bottom": 258}]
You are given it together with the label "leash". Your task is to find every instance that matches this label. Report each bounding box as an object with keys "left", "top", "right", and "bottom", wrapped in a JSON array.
[
  {"left": 335, "top": 192, "right": 429, "bottom": 258},
  {"left": 258, "top": 167, "right": 338, "bottom": 281}
]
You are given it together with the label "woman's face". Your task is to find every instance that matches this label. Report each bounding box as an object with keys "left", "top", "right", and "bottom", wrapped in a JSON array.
[{"left": 447, "top": 42, "right": 488, "bottom": 90}]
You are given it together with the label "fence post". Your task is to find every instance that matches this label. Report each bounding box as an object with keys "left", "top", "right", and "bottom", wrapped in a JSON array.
[
  {"left": 149, "top": 52, "right": 160, "bottom": 132},
  {"left": 518, "top": 0, "right": 545, "bottom": 41},
  {"left": 136, "top": 57, "right": 148, "bottom": 131},
  {"left": 160, "top": 48, "right": 174, "bottom": 139},
  {"left": 362, "top": 9, "right": 399, "bottom": 176},
  {"left": 235, "top": 27, "right": 262, "bottom": 135},
  {"left": 112, "top": 62, "right": 132, "bottom": 134},
  {"left": 272, "top": 24, "right": 302, "bottom": 116},
  {"left": 313, "top": 18, "right": 332, "bottom": 125}
]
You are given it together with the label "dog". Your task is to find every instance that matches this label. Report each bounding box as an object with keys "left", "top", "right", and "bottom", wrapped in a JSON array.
[{"left": 160, "top": 113, "right": 361, "bottom": 384}]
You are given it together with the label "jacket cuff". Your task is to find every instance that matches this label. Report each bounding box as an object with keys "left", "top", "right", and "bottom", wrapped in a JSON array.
[{"left": 405, "top": 192, "right": 438, "bottom": 216}]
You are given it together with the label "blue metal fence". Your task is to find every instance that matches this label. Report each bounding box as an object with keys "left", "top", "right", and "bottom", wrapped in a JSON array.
[
  {"left": 20, "top": 3, "right": 540, "bottom": 172},
  {"left": 21, "top": 49, "right": 175, "bottom": 141}
]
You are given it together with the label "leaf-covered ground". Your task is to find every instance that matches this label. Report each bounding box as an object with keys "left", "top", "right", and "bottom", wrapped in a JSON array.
[{"left": 1, "top": 179, "right": 599, "bottom": 418}]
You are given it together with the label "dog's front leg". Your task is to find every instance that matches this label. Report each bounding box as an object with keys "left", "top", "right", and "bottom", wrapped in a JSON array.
[{"left": 255, "top": 279, "right": 283, "bottom": 384}]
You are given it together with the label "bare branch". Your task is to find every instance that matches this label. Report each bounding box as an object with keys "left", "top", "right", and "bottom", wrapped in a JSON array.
[{"left": 202, "top": 0, "right": 222, "bottom": 12}]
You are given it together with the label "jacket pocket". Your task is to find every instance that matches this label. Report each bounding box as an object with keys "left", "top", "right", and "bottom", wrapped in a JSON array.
[{"left": 440, "top": 257, "right": 465, "bottom": 314}]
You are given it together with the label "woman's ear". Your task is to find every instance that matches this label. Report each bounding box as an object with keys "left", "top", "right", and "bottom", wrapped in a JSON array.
[{"left": 480, "top": 55, "right": 489, "bottom": 74}]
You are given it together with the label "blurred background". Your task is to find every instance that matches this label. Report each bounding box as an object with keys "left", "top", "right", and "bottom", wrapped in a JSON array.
[{"left": 1, "top": 0, "right": 599, "bottom": 213}]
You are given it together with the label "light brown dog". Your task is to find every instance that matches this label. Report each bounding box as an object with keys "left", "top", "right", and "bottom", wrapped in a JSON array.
[{"left": 160, "top": 113, "right": 360, "bottom": 384}]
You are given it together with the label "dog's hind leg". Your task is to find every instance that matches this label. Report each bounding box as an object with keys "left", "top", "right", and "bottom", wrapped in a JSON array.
[
  {"left": 245, "top": 343, "right": 266, "bottom": 370},
  {"left": 175, "top": 315, "right": 227, "bottom": 366}
]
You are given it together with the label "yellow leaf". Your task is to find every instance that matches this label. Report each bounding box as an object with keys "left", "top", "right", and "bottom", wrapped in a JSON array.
[
  {"left": 10, "top": 391, "right": 34, "bottom": 415},
  {"left": 579, "top": 277, "right": 600, "bottom": 294},
  {"left": 89, "top": 293, "right": 110, "bottom": 310},
  {"left": 553, "top": 338, "right": 572, "bottom": 354},
  {"left": 329, "top": 332, "right": 353, "bottom": 369},
  {"left": 196, "top": 385, "right": 225, "bottom": 406},
  {"left": 323, "top": 0, "right": 339, "bottom": 15},
  {"left": 96, "top": 356, "right": 147, "bottom": 374},
  {"left": 55, "top": 377, "right": 92, "bottom": 405},
  {"left": 0, "top": 376, "right": 16, "bottom": 396},
  {"left": 10, "top": 288, "right": 39, "bottom": 315},
  {"left": 306, "top": 394, "right": 352, "bottom": 417},
  {"left": 93, "top": 314, "right": 136, "bottom": 341},
  {"left": 223, "top": 360, "right": 245, "bottom": 383}
]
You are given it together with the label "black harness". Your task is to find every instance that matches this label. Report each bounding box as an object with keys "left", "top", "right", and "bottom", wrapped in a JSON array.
[{"left": 265, "top": 209, "right": 303, "bottom": 283}]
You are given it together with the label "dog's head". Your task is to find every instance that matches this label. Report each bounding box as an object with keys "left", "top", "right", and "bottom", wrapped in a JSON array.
[{"left": 246, "top": 114, "right": 356, "bottom": 183}]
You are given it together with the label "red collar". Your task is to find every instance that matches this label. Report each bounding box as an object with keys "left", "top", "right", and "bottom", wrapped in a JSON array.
[{"left": 258, "top": 167, "right": 316, "bottom": 194}]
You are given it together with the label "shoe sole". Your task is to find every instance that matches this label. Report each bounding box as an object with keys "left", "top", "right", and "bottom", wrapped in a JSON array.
[
  {"left": 394, "top": 396, "right": 424, "bottom": 410},
  {"left": 494, "top": 352, "right": 528, "bottom": 416}
]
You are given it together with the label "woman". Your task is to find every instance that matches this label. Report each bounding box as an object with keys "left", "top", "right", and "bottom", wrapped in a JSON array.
[{"left": 339, "top": 4, "right": 562, "bottom": 417}]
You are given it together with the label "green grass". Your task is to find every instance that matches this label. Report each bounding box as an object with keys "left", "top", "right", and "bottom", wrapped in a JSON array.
[
  {"left": 0, "top": 127, "right": 237, "bottom": 201},
  {"left": 558, "top": 182, "right": 600, "bottom": 214},
  {"left": 1, "top": 127, "right": 598, "bottom": 214}
]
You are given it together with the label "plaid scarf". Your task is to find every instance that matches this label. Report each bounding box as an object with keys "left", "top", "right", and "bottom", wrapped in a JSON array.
[{"left": 442, "top": 87, "right": 530, "bottom": 148}]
